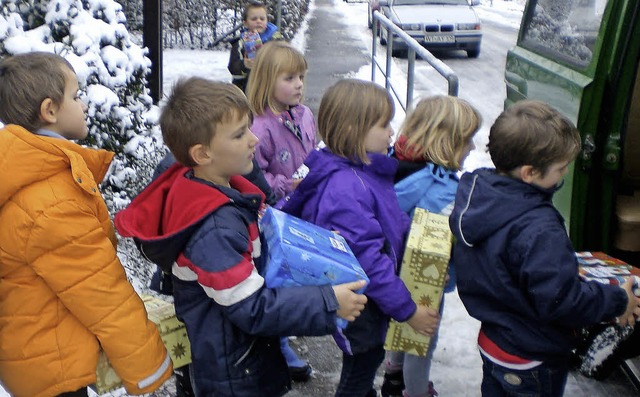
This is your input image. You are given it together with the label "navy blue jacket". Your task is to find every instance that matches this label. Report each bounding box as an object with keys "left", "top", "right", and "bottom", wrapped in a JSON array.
[
  {"left": 115, "top": 164, "right": 339, "bottom": 396},
  {"left": 449, "top": 168, "right": 627, "bottom": 363}
]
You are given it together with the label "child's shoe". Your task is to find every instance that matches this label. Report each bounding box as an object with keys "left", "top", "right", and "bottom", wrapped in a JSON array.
[
  {"left": 427, "top": 381, "right": 438, "bottom": 397},
  {"left": 280, "top": 337, "right": 312, "bottom": 382},
  {"left": 381, "top": 371, "right": 404, "bottom": 397},
  {"left": 401, "top": 382, "right": 438, "bottom": 397}
]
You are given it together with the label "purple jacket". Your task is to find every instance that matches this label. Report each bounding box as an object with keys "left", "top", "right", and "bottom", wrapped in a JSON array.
[
  {"left": 252, "top": 105, "right": 316, "bottom": 200},
  {"left": 282, "top": 148, "right": 414, "bottom": 353}
]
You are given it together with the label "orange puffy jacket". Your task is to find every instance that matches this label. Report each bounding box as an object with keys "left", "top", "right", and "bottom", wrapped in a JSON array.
[{"left": 0, "top": 125, "right": 172, "bottom": 397}]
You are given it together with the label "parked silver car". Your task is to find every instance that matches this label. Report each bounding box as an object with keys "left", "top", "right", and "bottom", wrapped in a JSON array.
[{"left": 371, "top": 0, "right": 482, "bottom": 58}]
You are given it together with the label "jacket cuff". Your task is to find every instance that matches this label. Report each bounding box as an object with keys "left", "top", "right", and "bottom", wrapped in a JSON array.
[
  {"left": 396, "top": 300, "right": 417, "bottom": 323},
  {"left": 320, "top": 284, "right": 340, "bottom": 312},
  {"left": 614, "top": 285, "right": 630, "bottom": 318}
]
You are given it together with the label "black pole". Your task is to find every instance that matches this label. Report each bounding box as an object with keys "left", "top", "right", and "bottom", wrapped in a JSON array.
[{"left": 143, "top": 0, "right": 162, "bottom": 103}]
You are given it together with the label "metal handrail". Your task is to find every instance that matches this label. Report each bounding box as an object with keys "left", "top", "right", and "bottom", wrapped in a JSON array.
[
  {"left": 371, "top": 11, "right": 459, "bottom": 111},
  {"left": 211, "top": 23, "right": 243, "bottom": 47}
]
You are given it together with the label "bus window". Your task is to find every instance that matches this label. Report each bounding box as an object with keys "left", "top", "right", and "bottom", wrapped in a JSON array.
[{"left": 521, "top": 0, "right": 609, "bottom": 68}]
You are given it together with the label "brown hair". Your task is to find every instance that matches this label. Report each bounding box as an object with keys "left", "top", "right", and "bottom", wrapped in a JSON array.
[
  {"left": 0, "top": 52, "right": 74, "bottom": 133},
  {"left": 488, "top": 100, "right": 581, "bottom": 175},
  {"left": 318, "top": 79, "right": 394, "bottom": 164},
  {"left": 398, "top": 96, "right": 481, "bottom": 170},
  {"left": 160, "top": 78, "right": 252, "bottom": 167},
  {"left": 246, "top": 41, "right": 307, "bottom": 115},
  {"left": 242, "top": 0, "right": 267, "bottom": 21}
]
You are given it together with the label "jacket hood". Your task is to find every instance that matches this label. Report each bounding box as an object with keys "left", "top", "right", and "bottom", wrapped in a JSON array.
[
  {"left": 115, "top": 163, "right": 263, "bottom": 270},
  {"left": 260, "top": 22, "right": 279, "bottom": 42},
  {"left": 283, "top": 148, "right": 397, "bottom": 216},
  {"left": 450, "top": 168, "right": 560, "bottom": 247},
  {"left": 0, "top": 124, "right": 113, "bottom": 207}
]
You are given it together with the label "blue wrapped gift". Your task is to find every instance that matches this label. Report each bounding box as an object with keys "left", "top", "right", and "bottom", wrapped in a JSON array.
[{"left": 259, "top": 207, "right": 369, "bottom": 327}]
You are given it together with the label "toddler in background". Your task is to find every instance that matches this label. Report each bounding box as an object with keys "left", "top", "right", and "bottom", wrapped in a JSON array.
[
  {"left": 383, "top": 96, "right": 481, "bottom": 397},
  {"left": 246, "top": 40, "right": 316, "bottom": 202},
  {"left": 282, "top": 79, "right": 440, "bottom": 397},
  {"left": 228, "top": 0, "right": 283, "bottom": 92}
]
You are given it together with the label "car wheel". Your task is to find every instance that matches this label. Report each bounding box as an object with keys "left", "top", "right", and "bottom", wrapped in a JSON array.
[
  {"left": 392, "top": 48, "right": 408, "bottom": 58},
  {"left": 467, "top": 45, "right": 481, "bottom": 58}
]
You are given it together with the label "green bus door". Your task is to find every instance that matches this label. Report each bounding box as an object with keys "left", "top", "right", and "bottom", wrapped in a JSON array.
[{"left": 505, "top": 0, "right": 640, "bottom": 254}]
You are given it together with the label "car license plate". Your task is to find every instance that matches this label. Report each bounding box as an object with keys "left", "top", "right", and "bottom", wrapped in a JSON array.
[{"left": 424, "top": 35, "right": 455, "bottom": 43}]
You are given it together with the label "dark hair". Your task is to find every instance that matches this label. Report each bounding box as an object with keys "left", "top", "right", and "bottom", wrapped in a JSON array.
[
  {"left": 242, "top": 1, "right": 268, "bottom": 21},
  {"left": 160, "top": 78, "right": 252, "bottom": 167},
  {"left": 488, "top": 100, "right": 581, "bottom": 175},
  {"left": 0, "top": 52, "right": 74, "bottom": 132}
]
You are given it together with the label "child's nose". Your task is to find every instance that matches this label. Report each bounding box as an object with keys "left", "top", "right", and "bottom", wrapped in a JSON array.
[{"left": 249, "top": 130, "right": 259, "bottom": 146}]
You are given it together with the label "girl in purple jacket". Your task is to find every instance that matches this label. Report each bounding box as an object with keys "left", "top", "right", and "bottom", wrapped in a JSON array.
[
  {"left": 282, "top": 79, "right": 440, "bottom": 397},
  {"left": 246, "top": 41, "right": 316, "bottom": 201}
]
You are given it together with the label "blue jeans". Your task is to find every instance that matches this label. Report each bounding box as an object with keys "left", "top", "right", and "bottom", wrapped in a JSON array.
[
  {"left": 335, "top": 344, "right": 385, "bottom": 397},
  {"left": 480, "top": 355, "right": 568, "bottom": 397}
]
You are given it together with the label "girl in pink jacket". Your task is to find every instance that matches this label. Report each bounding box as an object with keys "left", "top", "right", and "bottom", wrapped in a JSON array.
[{"left": 246, "top": 41, "right": 316, "bottom": 201}]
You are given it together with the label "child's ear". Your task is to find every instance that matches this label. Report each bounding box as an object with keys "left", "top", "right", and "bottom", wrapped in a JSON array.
[
  {"left": 189, "top": 144, "right": 212, "bottom": 166},
  {"left": 518, "top": 165, "right": 538, "bottom": 183},
  {"left": 39, "top": 98, "right": 58, "bottom": 124}
]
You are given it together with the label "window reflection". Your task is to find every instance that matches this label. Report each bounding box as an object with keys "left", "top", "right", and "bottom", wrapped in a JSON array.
[{"left": 522, "top": 0, "right": 608, "bottom": 68}]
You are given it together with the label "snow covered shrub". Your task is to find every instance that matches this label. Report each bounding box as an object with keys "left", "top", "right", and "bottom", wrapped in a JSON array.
[
  {"left": 274, "top": 0, "right": 310, "bottom": 40},
  {"left": 117, "top": 0, "right": 312, "bottom": 49}
]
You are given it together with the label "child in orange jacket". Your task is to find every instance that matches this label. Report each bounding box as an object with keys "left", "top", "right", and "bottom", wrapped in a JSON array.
[{"left": 0, "top": 52, "right": 172, "bottom": 397}]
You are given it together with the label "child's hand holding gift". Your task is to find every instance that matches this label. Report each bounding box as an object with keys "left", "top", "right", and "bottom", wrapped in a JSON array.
[
  {"left": 407, "top": 305, "right": 440, "bottom": 336},
  {"left": 617, "top": 277, "right": 640, "bottom": 326},
  {"left": 333, "top": 280, "right": 368, "bottom": 322}
]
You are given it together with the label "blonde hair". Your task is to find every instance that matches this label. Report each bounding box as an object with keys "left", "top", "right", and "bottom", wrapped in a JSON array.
[
  {"left": 399, "top": 96, "right": 481, "bottom": 170},
  {"left": 246, "top": 41, "right": 307, "bottom": 115},
  {"left": 160, "top": 78, "right": 251, "bottom": 167},
  {"left": 318, "top": 79, "right": 394, "bottom": 164}
]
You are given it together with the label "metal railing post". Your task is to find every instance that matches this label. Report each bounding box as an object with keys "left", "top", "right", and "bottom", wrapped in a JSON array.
[
  {"left": 407, "top": 48, "right": 416, "bottom": 110},
  {"left": 370, "top": 11, "right": 459, "bottom": 111},
  {"left": 372, "top": 21, "right": 377, "bottom": 81}
]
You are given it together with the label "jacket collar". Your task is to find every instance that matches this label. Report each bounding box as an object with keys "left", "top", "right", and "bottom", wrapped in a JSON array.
[{"left": 0, "top": 124, "right": 114, "bottom": 205}]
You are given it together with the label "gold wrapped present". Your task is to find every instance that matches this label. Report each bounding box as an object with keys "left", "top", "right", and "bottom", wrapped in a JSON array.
[
  {"left": 94, "top": 294, "right": 191, "bottom": 393},
  {"left": 384, "top": 208, "right": 452, "bottom": 356}
]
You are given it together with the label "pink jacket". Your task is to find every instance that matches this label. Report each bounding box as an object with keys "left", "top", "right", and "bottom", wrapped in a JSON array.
[{"left": 251, "top": 105, "right": 316, "bottom": 200}]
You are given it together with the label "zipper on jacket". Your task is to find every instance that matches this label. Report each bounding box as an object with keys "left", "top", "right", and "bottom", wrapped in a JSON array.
[{"left": 233, "top": 339, "right": 257, "bottom": 367}]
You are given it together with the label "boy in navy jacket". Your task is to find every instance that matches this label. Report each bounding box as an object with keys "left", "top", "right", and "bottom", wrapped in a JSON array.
[
  {"left": 450, "top": 100, "right": 640, "bottom": 397},
  {"left": 115, "top": 78, "right": 366, "bottom": 397}
]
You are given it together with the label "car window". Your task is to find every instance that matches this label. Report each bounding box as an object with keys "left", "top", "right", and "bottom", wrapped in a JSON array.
[
  {"left": 393, "top": 0, "right": 469, "bottom": 6},
  {"left": 520, "top": 0, "right": 608, "bottom": 68}
]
